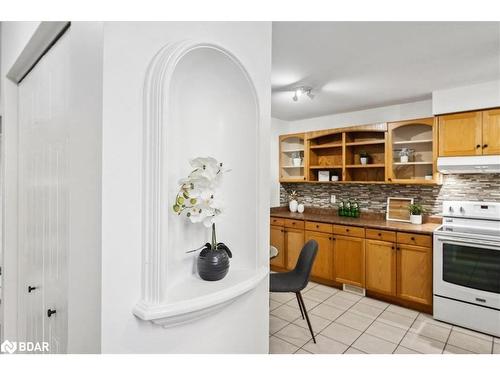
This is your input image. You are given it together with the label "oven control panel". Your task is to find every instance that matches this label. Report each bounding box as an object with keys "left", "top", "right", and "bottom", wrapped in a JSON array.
[{"left": 442, "top": 201, "right": 500, "bottom": 220}]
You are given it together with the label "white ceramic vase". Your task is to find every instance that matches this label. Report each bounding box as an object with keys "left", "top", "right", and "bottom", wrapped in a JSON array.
[
  {"left": 289, "top": 199, "right": 298, "bottom": 213},
  {"left": 297, "top": 204, "right": 305, "bottom": 213},
  {"left": 410, "top": 214, "right": 422, "bottom": 225},
  {"left": 400, "top": 155, "right": 409, "bottom": 163},
  {"left": 360, "top": 157, "right": 368, "bottom": 165},
  {"left": 292, "top": 158, "right": 302, "bottom": 167}
]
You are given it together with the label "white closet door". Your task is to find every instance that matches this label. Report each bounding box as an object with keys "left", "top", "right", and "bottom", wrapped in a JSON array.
[{"left": 18, "top": 30, "right": 70, "bottom": 354}]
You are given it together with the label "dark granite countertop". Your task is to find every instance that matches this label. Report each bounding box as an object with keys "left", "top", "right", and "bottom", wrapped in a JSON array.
[{"left": 270, "top": 206, "right": 441, "bottom": 235}]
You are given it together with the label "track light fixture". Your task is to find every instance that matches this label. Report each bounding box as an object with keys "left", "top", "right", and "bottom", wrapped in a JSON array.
[{"left": 292, "top": 86, "right": 314, "bottom": 102}]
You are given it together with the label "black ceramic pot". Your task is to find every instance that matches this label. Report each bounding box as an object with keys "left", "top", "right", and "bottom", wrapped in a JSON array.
[{"left": 197, "top": 248, "right": 230, "bottom": 281}]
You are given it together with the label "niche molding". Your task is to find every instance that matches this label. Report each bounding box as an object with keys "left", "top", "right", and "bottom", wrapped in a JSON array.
[{"left": 132, "top": 39, "right": 267, "bottom": 328}]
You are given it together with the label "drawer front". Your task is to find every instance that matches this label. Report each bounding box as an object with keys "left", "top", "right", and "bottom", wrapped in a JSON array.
[
  {"left": 333, "top": 225, "right": 365, "bottom": 238},
  {"left": 397, "top": 232, "right": 431, "bottom": 247},
  {"left": 305, "top": 221, "right": 333, "bottom": 233},
  {"left": 366, "top": 228, "right": 396, "bottom": 242},
  {"left": 270, "top": 217, "right": 285, "bottom": 226},
  {"left": 285, "top": 219, "right": 305, "bottom": 229}
]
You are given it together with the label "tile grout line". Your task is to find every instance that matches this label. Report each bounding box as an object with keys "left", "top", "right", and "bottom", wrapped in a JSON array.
[
  {"left": 390, "top": 311, "right": 419, "bottom": 354},
  {"left": 441, "top": 324, "right": 454, "bottom": 354},
  {"left": 345, "top": 297, "right": 391, "bottom": 354}
]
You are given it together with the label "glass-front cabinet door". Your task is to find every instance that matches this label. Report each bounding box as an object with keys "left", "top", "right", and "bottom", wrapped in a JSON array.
[{"left": 387, "top": 118, "right": 440, "bottom": 184}]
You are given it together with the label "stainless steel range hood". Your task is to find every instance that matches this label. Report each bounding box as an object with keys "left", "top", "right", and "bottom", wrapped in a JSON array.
[{"left": 437, "top": 155, "right": 500, "bottom": 174}]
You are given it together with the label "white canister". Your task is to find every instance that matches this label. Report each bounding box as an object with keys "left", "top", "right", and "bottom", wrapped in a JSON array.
[
  {"left": 360, "top": 157, "right": 368, "bottom": 165},
  {"left": 292, "top": 157, "right": 302, "bottom": 167},
  {"left": 400, "top": 155, "right": 409, "bottom": 163},
  {"left": 297, "top": 204, "right": 305, "bottom": 213},
  {"left": 289, "top": 199, "right": 298, "bottom": 213},
  {"left": 410, "top": 214, "right": 422, "bottom": 225}
]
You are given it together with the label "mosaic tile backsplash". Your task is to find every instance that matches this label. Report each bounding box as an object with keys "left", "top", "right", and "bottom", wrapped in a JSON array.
[{"left": 280, "top": 174, "right": 500, "bottom": 216}]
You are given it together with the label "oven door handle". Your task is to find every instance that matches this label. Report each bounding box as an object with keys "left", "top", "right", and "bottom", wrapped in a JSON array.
[{"left": 436, "top": 236, "right": 500, "bottom": 249}]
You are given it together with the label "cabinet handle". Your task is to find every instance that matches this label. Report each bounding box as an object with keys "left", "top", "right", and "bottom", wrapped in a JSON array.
[
  {"left": 280, "top": 229, "right": 284, "bottom": 233},
  {"left": 303, "top": 177, "right": 306, "bottom": 180},
  {"left": 316, "top": 225, "right": 319, "bottom": 228},
  {"left": 346, "top": 229, "right": 350, "bottom": 232},
  {"left": 391, "top": 246, "right": 395, "bottom": 250},
  {"left": 411, "top": 237, "right": 415, "bottom": 241},
  {"left": 483, "top": 144, "right": 488, "bottom": 148},
  {"left": 388, "top": 178, "right": 392, "bottom": 182},
  {"left": 329, "top": 237, "right": 332, "bottom": 240},
  {"left": 28, "top": 286, "right": 37, "bottom": 293},
  {"left": 396, "top": 247, "right": 401, "bottom": 251},
  {"left": 377, "top": 233, "right": 381, "bottom": 236},
  {"left": 47, "top": 309, "right": 57, "bottom": 318},
  {"left": 476, "top": 144, "right": 481, "bottom": 149}
]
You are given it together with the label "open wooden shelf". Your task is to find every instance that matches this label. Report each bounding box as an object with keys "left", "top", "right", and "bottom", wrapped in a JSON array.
[
  {"left": 310, "top": 143, "right": 343, "bottom": 149},
  {"left": 393, "top": 139, "right": 433, "bottom": 145},
  {"left": 309, "top": 165, "right": 343, "bottom": 169},
  {"left": 345, "top": 140, "right": 386, "bottom": 147},
  {"left": 393, "top": 161, "right": 433, "bottom": 166},
  {"left": 346, "top": 164, "right": 385, "bottom": 168},
  {"left": 278, "top": 119, "right": 440, "bottom": 185}
]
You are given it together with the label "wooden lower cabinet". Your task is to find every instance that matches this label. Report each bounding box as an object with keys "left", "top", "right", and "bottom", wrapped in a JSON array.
[
  {"left": 365, "top": 239, "right": 397, "bottom": 296},
  {"left": 270, "top": 225, "right": 285, "bottom": 269},
  {"left": 397, "top": 243, "right": 432, "bottom": 306},
  {"left": 285, "top": 227, "right": 305, "bottom": 270},
  {"left": 305, "top": 230, "right": 334, "bottom": 280},
  {"left": 334, "top": 235, "right": 365, "bottom": 287}
]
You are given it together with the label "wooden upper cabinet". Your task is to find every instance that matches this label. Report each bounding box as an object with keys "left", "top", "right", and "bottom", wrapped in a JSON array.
[
  {"left": 305, "top": 230, "right": 334, "bottom": 281},
  {"left": 279, "top": 133, "right": 307, "bottom": 182},
  {"left": 397, "top": 243, "right": 432, "bottom": 306},
  {"left": 270, "top": 224, "right": 285, "bottom": 269},
  {"left": 438, "top": 111, "right": 482, "bottom": 156},
  {"left": 482, "top": 109, "right": 500, "bottom": 155},
  {"left": 334, "top": 235, "right": 365, "bottom": 288},
  {"left": 285, "top": 227, "right": 305, "bottom": 270},
  {"left": 365, "top": 239, "right": 397, "bottom": 296},
  {"left": 387, "top": 118, "right": 438, "bottom": 184}
]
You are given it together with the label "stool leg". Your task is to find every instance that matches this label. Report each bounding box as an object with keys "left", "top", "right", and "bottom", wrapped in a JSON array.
[
  {"left": 298, "top": 291, "right": 315, "bottom": 343},
  {"left": 296, "top": 292, "right": 305, "bottom": 320}
]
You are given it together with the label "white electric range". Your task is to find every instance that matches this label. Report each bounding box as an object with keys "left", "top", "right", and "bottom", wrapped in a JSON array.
[{"left": 433, "top": 201, "right": 500, "bottom": 337}]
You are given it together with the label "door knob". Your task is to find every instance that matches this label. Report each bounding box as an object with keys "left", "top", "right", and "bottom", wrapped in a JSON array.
[
  {"left": 483, "top": 144, "right": 488, "bottom": 148},
  {"left": 47, "top": 309, "right": 57, "bottom": 318},
  {"left": 28, "top": 286, "right": 37, "bottom": 293},
  {"left": 476, "top": 144, "right": 481, "bottom": 148}
]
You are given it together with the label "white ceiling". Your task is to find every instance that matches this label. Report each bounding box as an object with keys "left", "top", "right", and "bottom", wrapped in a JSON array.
[{"left": 272, "top": 22, "right": 500, "bottom": 121}]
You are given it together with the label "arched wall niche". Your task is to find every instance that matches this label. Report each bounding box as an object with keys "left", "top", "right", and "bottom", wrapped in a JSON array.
[{"left": 133, "top": 40, "right": 267, "bottom": 327}]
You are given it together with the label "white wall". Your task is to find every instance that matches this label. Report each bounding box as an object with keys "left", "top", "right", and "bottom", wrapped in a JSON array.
[
  {"left": 0, "top": 21, "right": 40, "bottom": 342},
  {"left": 270, "top": 100, "right": 433, "bottom": 206},
  {"left": 432, "top": 80, "right": 500, "bottom": 115},
  {"left": 100, "top": 22, "right": 271, "bottom": 353}
]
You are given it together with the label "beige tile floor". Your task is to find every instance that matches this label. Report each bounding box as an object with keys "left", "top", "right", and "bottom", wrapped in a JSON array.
[{"left": 269, "top": 281, "right": 500, "bottom": 354}]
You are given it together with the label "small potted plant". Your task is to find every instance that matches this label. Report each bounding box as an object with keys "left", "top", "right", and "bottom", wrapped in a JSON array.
[
  {"left": 409, "top": 203, "right": 424, "bottom": 225},
  {"left": 173, "top": 157, "right": 232, "bottom": 281},
  {"left": 399, "top": 148, "right": 412, "bottom": 163},
  {"left": 360, "top": 151, "right": 369, "bottom": 165},
  {"left": 289, "top": 190, "right": 299, "bottom": 212}
]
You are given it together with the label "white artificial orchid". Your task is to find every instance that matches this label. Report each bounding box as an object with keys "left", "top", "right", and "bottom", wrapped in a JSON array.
[{"left": 173, "top": 157, "right": 229, "bottom": 228}]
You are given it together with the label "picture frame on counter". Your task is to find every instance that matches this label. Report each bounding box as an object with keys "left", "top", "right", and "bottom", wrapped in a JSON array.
[
  {"left": 386, "top": 197, "right": 414, "bottom": 222},
  {"left": 318, "top": 170, "right": 330, "bottom": 182}
]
